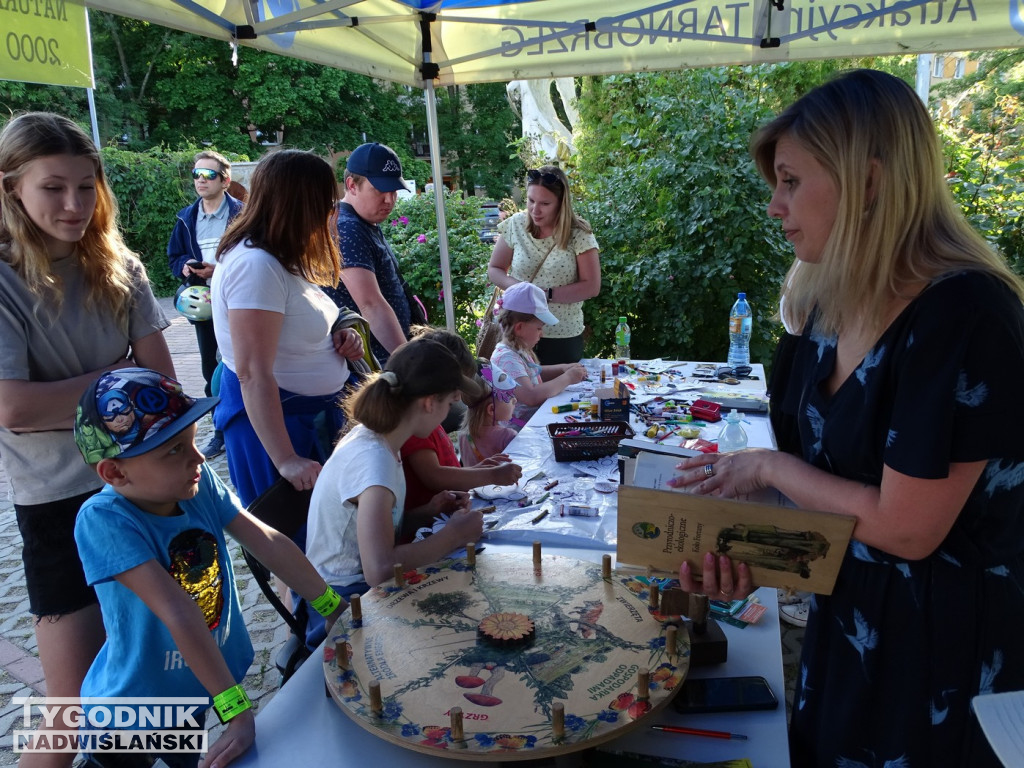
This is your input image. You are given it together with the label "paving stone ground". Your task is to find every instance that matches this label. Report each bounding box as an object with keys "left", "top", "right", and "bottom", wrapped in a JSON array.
[{"left": 0, "top": 297, "right": 804, "bottom": 764}]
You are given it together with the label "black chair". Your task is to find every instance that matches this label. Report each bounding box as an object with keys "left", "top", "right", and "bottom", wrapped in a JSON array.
[{"left": 242, "top": 478, "right": 314, "bottom": 684}]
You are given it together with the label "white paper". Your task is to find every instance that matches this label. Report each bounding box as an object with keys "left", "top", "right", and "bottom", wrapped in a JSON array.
[{"left": 973, "top": 691, "right": 1024, "bottom": 767}]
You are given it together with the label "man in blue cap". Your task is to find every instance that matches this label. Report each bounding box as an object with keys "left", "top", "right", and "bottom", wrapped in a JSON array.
[{"left": 324, "top": 142, "right": 421, "bottom": 365}]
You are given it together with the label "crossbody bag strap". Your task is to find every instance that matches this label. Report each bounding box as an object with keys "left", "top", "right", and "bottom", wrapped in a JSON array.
[{"left": 526, "top": 242, "right": 557, "bottom": 284}]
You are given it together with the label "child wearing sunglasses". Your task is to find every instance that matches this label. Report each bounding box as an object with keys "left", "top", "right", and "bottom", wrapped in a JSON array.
[{"left": 458, "top": 362, "right": 519, "bottom": 467}]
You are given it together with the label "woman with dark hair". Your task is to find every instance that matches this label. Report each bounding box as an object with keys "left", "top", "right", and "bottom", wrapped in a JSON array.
[
  {"left": 672, "top": 69, "right": 1024, "bottom": 767},
  {"left": 486, "top": 165, "right": 600, "bottom": 364},
  {"left": 211, "top": 149, "right": 364, "bottom": 504},
  {"left": 0, "top": 111, "right": 173, "bottom": 768}
]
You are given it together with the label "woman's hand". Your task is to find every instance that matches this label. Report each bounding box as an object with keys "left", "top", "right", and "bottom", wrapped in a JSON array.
[
  {"left": 332, "top": 328, "right": 365, "bottom": 362},
  {"left": 667, "top": 449, "right": 772, "bottom": 498},
  {"left": 199, "top": 709, "right": 255, "bottom": 768},
  {"left": 680, "top": 552, "right": 755, "bottom": 602},
  {"left": 277, "top": 454, "right": 322, "bottom": 493}
]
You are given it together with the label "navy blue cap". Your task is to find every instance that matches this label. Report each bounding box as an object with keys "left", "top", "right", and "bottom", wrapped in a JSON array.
[{"left": 346, "top": 142, "right": 410, "bottom": 193}]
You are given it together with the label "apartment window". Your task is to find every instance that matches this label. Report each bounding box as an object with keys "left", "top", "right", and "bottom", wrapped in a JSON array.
[
  {"left": 933, "top": 54, "right": 945, "bottom": 78},
  {"left": 954, "top": 58, "right": 966, "bottom": 79}
]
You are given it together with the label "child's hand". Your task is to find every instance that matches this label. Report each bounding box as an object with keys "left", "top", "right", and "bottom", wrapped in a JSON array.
[
  {"left": 444, "top": 506, "right": 484, "bottom": 545},
  {"left": 479, "top": 453, "right": 512, "bottom": 467},
  {"left": 200, "top": 709, "right": 255, "bottom": 768},
  {"left": 324, "top": 600, "right": 347, "bottom": 639},
  {"left": 428, "top": 490, "right": 471, "bottom": 516},
  {"left": 489, "top": 461, "right": 523, "bottom": 486},
  {"left": 563, "top": 363, "right": 587, "bottom": 384}
]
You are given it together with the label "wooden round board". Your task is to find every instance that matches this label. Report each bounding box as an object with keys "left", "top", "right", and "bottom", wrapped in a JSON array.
[{"left": 323, "top": 552, "right": 690, "bottom": 760}]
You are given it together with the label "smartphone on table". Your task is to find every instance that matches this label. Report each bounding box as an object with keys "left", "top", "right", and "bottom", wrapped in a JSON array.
[{"left": 672, "top": 675, "right": 778, "bottom": 714}]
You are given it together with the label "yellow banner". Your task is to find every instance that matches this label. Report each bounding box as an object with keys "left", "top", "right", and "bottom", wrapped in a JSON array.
[{"left": 0, "top": 0, "right": 93, "bottom": 88}]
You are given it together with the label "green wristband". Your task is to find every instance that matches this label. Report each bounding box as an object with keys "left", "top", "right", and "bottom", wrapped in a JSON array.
[
  {"left": 310, "top": 586, "right": 342, "bottom": 617},
  {"left": 213, "top": 684, "right": 252, "bottom": 724}
]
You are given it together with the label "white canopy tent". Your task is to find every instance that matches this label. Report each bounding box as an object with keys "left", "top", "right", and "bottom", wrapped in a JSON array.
[{"left": 85, "top": 0, "right": 1024, "bottom": 328}]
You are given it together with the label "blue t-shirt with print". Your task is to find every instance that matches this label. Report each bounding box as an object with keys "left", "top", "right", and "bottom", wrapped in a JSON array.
[
  {"left": 323, "top": 202, "right": 411, "bottom": 364},
  {"left": 74, "top": 466, "right": 254, "bottom": 717}
]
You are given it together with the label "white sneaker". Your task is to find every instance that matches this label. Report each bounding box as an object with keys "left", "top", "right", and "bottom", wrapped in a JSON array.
[{"left": 779, "top": 598, "right": 810, "bottom": 628}]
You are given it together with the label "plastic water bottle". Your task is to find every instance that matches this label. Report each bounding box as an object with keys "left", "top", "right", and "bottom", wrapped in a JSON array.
[
  {"left": 614, "top": 316, "right": 631, "bottom": 359},
  {"left": 728, "top": 292, "right": 752, "bottom": 367},
  {"left": 717, "top": 409, "right": 748, "bottom": 453}
]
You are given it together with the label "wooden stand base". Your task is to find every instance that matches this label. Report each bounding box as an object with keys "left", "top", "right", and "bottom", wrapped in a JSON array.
[{"left": 687, "top": 618, "right": 728, "bottom": 667}]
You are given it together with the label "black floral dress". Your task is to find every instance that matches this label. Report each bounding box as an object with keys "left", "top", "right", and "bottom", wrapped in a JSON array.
[{"left": 771, "top": 271, "right": 1024, "bottom": 767}]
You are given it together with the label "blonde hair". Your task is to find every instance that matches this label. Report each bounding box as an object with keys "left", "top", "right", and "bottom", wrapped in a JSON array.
[
  {"left": 459, "top": 375, "right": 494, "bottom": 439},
  {"left": 344, "top": 338, "right": 462, "bottom": 433},
  {"left": 497, "top": 308, "right": 540, "bottom": 360},
  {"left": 525, "top": 165, "right": 592, "bottom": 250},
  {"left": 751, "top": 69, "right": 1024, "bottom": 338},
  {"left": 218, "top": 149, "right": 340, "bottom": 287},
  {"left": 0, "top": 112, "right": 137, "bottom": 327}
]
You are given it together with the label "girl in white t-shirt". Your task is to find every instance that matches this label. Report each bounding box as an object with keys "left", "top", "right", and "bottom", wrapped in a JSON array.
[
  {"left": 489, "top": 281, "right": 587, "bottom": 426},
  {"left": 304, "top": 338, "right": 485, "bottom": 645}
]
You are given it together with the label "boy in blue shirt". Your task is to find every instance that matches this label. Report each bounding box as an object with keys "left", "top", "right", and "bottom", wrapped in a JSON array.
[{"left": 73, "top": 368, "right": 345, "bottom": 768}]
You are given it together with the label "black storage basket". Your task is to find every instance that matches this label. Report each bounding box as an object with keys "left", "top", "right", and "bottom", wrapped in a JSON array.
[{"left": 547, "top": 421, "right": 635, "bottom": 462}]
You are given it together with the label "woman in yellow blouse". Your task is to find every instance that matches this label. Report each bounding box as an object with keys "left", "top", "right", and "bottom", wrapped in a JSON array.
[{"left": 487, "top": 166, "right": 600, "bottom": 365}]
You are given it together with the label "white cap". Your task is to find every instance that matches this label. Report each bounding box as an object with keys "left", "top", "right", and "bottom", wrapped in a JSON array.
[{"left": 500, "top": 282, "right": 559, "bottom": 326}]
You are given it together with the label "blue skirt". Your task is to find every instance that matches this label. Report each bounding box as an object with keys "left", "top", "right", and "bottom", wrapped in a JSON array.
[{"left": 213, "top": 366, "right": 347, "bottom": 509}]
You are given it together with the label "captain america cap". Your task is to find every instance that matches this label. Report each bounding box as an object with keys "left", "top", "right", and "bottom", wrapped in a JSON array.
[{"left": 75, "top": 368, "right": 218, "bottom": 463}]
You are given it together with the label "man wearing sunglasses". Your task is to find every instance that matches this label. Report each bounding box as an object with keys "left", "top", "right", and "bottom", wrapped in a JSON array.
[{"left": 166, "top": 150, "right": 244, "bottom": 458}]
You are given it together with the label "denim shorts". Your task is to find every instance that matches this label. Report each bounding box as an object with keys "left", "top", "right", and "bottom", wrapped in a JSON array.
[{"left": 15, "top": 490, "right": 99, "bottom": 617}]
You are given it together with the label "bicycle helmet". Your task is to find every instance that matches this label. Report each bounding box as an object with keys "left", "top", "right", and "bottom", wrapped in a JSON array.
[{"left": 174, "top": 284, "right": 213, "bottom": 322}]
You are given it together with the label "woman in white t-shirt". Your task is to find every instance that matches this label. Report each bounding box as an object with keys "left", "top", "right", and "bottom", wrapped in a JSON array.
[
  {"left": 211, "top": 150, "right": 365, "bottom": 505},
  {"left": 486, "top": 165, "right": 600, "bottom": 365}
]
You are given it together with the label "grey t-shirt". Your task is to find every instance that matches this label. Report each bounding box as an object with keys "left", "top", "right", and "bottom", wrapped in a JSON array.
[{"left": 0, "top": 254, "right": 169, "bottom": 505}]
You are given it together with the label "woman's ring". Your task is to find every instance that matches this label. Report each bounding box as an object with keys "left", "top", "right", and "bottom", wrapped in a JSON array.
[
  {"left": 703, "top": 464, "right": 715, "bottom": 478},
  {"left": 720, "top": 588, "right": 734, "bottom": 598}
]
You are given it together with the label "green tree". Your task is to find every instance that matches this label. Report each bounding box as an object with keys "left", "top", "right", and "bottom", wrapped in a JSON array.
[
  {"left": 932, "top": 51, "right": 1024, "bottom": 271},
  {"left": 388, "top": 191, "right": 493, "bottom": 346},
  {"left": 429, "top": 83, "right": 522, "bottom": 198},
  {"left": 574, "top": 67, "right": 791, "bottom": 365}
]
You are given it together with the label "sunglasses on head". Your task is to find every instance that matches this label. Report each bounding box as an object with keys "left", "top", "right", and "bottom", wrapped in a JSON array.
[
  {"left": 527, "top": 169, "right": 562, "bottom": 187},
  {"left": 192, "top": 168, "right": 223, "bottom": 181}
]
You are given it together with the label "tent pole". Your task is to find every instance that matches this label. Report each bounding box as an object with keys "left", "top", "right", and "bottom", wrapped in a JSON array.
[
  {"left": 419, "top": 12, "right": 455, "bottom": 333},
  {"left": 424, "top": 81, "right": 455, "bottom": 332}
]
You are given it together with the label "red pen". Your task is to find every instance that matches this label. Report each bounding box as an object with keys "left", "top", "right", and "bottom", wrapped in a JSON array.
[{"left": 650, "top": 724, "right": 747, "bottom": 740}]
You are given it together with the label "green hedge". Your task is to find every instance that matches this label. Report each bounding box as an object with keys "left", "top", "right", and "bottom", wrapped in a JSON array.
[{"left": 388, "top": 191, "right": 494, "bottom": 350}]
